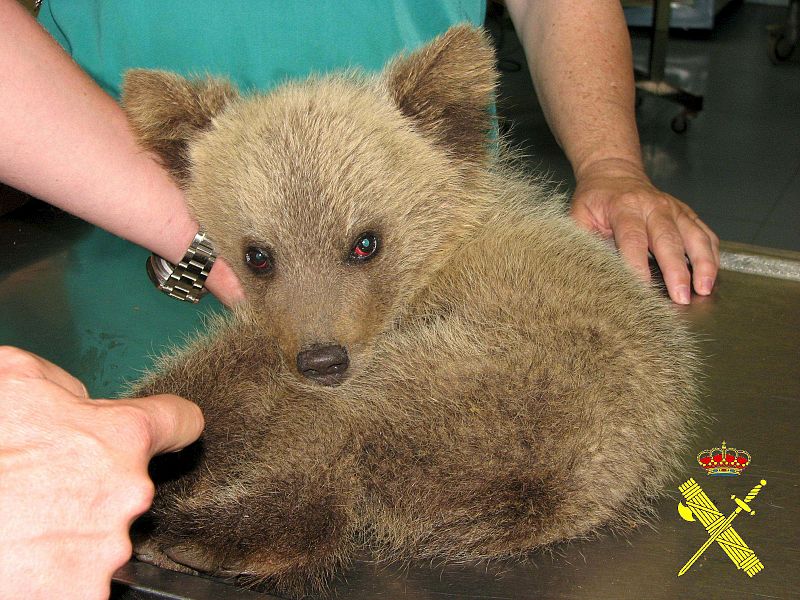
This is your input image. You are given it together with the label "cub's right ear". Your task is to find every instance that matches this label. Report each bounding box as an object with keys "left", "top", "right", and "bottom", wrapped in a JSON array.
[{"left": 121, "top": 70, "right": 239, "bottom": 186}]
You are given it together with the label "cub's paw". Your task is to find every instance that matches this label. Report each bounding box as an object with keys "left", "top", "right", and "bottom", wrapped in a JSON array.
[
  {"left": 133, "top": 534, "right": 333, "bottom": 598},
  {"left": 134, "top": 538, "right": 254, "bottom": 578},
  {"left": 133, "top": 537, "right": 196, "bottom": 575}
]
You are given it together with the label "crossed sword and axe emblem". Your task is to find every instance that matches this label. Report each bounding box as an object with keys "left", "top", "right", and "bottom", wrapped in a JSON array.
[{"left": 677, "top": 478, "right": 767, "bottom": 577}]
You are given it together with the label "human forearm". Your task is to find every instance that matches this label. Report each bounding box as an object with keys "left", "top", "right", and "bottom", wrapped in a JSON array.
[
  {"left": 0, "top": 0, "right": 242, "bottom": 303},
  {"left": 0, "top": 0, "right": 189, "bottom": 259},
  {"left": 505, "top": 0, "right": 642, "bottom": 176}
]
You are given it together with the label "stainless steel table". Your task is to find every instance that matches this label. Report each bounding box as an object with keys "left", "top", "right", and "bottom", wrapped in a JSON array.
[{"left": 1, "top": 201, "right": 797, "bottom": 600}]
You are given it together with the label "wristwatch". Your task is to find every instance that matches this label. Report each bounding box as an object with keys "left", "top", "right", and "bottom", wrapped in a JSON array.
[{"left": 146, "top": 230, "right": 217, "bottom": 303}]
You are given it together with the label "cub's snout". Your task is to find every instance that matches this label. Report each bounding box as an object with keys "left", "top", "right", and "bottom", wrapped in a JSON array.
[{"left": 296, "top": 344, "right": 349, "bottom": 386}]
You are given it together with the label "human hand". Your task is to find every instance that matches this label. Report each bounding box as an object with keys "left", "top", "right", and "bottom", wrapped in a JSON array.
[
  {"left": 0, "top": 346, "right": 204, "bottom": 600},
  {"left": 570, "top": 158, "right": 719, "bottom": 304}
]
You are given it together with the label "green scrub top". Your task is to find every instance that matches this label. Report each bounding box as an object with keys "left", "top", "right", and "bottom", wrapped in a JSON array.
[
  {"left": 11, "top": 1, "right": 485, "bottom": 397},
  {"left": 39, "top": 1, "right": 487, "bottom": 97}
]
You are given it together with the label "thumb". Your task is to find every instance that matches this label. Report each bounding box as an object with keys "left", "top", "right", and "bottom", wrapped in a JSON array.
[
  {"left": 113, "top": 394, "right": 205, "bottom": 457},
  {"left": 569, "top": 199, "right": 595, "bottom": 232},
  {"left": 570, "top": 189, "right": 613, "bottom": 237}
]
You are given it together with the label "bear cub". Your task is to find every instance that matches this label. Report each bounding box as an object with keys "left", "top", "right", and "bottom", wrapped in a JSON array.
[{"left": 125, "top": 26, "right": 697, "bottom": 598}]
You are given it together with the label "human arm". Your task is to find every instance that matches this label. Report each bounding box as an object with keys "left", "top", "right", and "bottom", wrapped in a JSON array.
[
  {"left": 0, "top": 0, "right": 243, "bottom": 305},
  {"left": 0, "top": 346, "right": 204, "bottom": 600},
  {"left": 504, "top": 0, "right": 719, "bottom": 304}
]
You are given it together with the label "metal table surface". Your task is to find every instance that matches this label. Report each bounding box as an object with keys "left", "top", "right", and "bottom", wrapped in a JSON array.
[{"left": 1, "top": 200, "right": 798, "bottom": 600}]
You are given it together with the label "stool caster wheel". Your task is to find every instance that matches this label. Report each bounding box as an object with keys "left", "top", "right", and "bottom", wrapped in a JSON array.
[
  {"left": 769, "top": 32, "right": 795, "bottom": 64},
  {"left": 671, "top": 111, "right": 689, "bottom": 134}
]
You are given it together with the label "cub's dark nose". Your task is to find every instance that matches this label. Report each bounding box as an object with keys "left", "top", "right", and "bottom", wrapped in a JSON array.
[{"left": 296, "top": 344, "right": 349, "bottom": 385}]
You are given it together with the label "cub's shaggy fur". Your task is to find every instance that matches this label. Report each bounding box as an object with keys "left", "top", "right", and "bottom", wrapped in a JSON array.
[{"left": 126, "top": 26, "right": 697, "bottom": 598}]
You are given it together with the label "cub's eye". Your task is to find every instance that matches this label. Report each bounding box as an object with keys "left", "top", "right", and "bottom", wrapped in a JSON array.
[
  {"left": 245, "top": 246, "right": 273, "bottom": 274},
  {"left": 349, "top": 232, "right": 379, "bottom": 262}
]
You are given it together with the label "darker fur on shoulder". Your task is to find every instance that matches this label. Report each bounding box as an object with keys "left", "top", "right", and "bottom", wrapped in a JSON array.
[{"left": 124, "top": 26, "right": 698, "bottom": 598}]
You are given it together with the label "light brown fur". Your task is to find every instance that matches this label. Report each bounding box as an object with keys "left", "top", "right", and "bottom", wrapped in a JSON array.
[{"left": 125, "top": 26, "right": 698, "bottom": 598}]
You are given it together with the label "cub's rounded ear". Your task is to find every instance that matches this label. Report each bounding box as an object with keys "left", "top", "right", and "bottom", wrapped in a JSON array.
[
  {"left": 121, "top": 70, "right": 239, "bottom": 185},
  {"left": 385, "top": 25, "right": 498, "bottom": 167}
]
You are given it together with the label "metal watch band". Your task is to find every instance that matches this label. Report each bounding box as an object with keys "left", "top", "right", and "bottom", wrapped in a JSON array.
[{"left": 146, "top": 231, "right": 217, "bottom": 303}]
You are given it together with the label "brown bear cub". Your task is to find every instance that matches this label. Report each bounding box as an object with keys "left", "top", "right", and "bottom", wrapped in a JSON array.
[{"left": 125, "top": 26, "right": 697, "bottom": 598}]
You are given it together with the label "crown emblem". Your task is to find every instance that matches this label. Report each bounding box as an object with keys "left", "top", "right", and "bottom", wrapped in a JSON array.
[{"left": 697, "top": 441, "right": 751, "bottom": 476}]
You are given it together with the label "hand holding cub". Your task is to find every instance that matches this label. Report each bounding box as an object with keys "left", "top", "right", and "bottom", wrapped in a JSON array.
[{"left": 0, "top": 346, "right": 203, "bottom": 600}]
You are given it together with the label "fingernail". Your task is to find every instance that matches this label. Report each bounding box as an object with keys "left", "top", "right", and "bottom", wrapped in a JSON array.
[
  {"left": 677, "top": 285, "right": 691, "bottom": 305},
  {"left": 699, "top": 277, "right": 714, "bottom": 295}
]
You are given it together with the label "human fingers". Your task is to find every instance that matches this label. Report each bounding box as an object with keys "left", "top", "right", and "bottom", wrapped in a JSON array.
[
  {"left": 0, "top": 345, "right": 88, "bottom": 398},
  {"left": 96, "top": 394, "right": 204, "bottom": 457},
  {"left": 206, "top": 257, "right": 245, "bottom": 307},
  {"left": 645, "top": 208, "right": 694, "bottom": 304},
  {"left": 609, "top": 208, "right": 652, "bottom": 282},
  {"left": 675, "top": 210, "right": 719, "bottom": 296}
]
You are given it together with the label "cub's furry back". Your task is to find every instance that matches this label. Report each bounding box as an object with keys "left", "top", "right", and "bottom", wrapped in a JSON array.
[{"left": 125, "top": 26, "right": 697, "bottom": 598}]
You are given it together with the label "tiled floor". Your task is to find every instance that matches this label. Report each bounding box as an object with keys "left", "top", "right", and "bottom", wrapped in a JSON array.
[{"left": 488, "top": 2, "right": 800, "bottom": 252}]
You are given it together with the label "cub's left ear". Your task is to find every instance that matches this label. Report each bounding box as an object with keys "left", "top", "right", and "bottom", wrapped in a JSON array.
[
  {"left": 122, "top": 70, "right": 239, "bottom": 186},
  {"left": 385, "top": 25, "right": 498, "bottom": 167}
]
